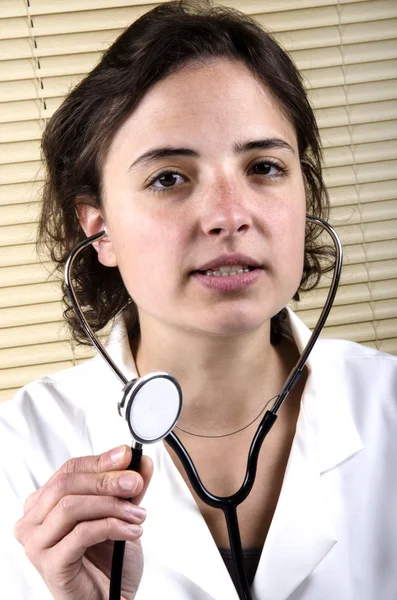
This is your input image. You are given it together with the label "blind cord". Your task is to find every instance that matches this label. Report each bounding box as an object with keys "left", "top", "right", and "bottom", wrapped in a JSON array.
[{"left": 336, "top": 0, "right": 379, "bottom": 349}]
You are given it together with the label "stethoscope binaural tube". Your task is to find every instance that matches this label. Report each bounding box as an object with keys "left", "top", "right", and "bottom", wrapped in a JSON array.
[{"left": 65, "top": 215, "right": 342, "bottom": 600}]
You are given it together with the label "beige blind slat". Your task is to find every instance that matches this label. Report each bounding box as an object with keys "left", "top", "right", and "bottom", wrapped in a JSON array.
[
  {"left": 0, "top": 223, "right": 40, "bottom": 246},
  {"left": 0, "top": 301, "right": 63, "bottom": 328},
  {"left": 276, "top": 18, "right": 397, "bottom": 50},
  {"left": 321, "top": 120, "right": 397, "bottom": 148},
  {"left": 333, "top": 220, "right": 397, "bottom": 246},
  {"left": 0, "top": 120, "right": 43, "bottom": 144},
  {"left": 0, "top": 244, "right": 39, "bottom": 267},
  {"left": 301, "top": 279, "right": 397, "bottom": 310},
  {"left": 0, "top": 340, "right": 95, "bottom": 370},
  {"left": 315, "top": 100, "right": 397, "bottom": 127},
  {"left": 0, "top": 53, "right": 101, "bottom": 82},
  {"left": 330, "top": 180, "right": 397, "bottom": 206},
  {"left": 330, "top": 199, "right": 397, "bottom": 225},
  {"left": 0, "top": 161, "right": 43, "bottom": 185},
  {"left": 320, "top": 318, "right": 397, "bottom": 342},
  {"left": 303, "top": 59, "right": 397, "bottom": 89},
  {"left": 317, "top": 259, "right": 397, "bottom": 288},
  {"left": 0, "top": 262, "right": 53, "bottom": 287},
  {"left": 0, "top": 141, "right": 41, "bottom": 165},
  {"left": 324, "top": 160, "right": 397, "bottom": 187},
  {"left": 301, "top": 298, "right": 397, "bottom": 329},
  {"left": 309, "top": 79, "right": 396, "bottom": 109},
  {"left": 324, "top": 140, "right": 397, "bottom": 167},
  {"left": 0, "top": 181, "right": 44, "bottom": 205},
  {"left": 0, "top": 202, "right": 40, "bottom": 226},
  {"left": 292, "top": 39, "right": 397, "bottom": 70},
  {"left": 344, "top": 240, "right": 397, "bottom": 264},
  {"left": 0, "top": 282, "right": 61, "bottom": 308},
  {"left": 0, "top": 321, "right": 68, "bottom": 348}
]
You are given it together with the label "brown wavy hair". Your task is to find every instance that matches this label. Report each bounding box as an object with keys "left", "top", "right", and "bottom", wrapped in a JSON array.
[{"left": 38, "top": 0, "right": 334, "bottom": 346}]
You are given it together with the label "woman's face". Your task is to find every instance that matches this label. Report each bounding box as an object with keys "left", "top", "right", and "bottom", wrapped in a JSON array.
[{"left": 100, "top": 59, "right": 306, "bottom": 338}]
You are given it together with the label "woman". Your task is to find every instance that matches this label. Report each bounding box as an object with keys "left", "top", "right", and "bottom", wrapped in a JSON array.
[{"left": 1, "top": 2, "right": 396, "bottom": 599}]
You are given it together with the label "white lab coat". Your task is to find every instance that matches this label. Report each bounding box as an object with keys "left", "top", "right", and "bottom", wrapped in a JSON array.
[{"left": 0, "top": 309, "right": 396, "bottom": 600}]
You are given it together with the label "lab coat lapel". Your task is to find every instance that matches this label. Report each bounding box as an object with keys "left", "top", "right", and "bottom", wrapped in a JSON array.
[
  {"left": 142, "top": 442, "right": 240, "bottom": 600},
  {"left": 252, "top": 400, "right": 337, "bottom": 600},
  {"left": 250, "top": 311, "right": 363, "bottom": 600}
]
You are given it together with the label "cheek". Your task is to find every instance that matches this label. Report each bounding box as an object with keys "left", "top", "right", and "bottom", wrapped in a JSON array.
[
  {"left": 269, "top": 201, "right": 306, "bottom": 278},
  {"left": 112, "top": 212, "right": 186, "bottom": 297}
]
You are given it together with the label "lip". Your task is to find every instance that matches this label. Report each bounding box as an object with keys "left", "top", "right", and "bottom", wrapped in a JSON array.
[
  {"left": 194, "top": 253, "right": 262, "bottom": 272},
  {"left": 191, "top": 268, "right": 263, "bottom": 291}
]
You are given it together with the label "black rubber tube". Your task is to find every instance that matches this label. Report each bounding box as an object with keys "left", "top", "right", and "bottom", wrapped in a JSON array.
[{"left": 109, "top": 446, "right": 142, "bottom": 600}]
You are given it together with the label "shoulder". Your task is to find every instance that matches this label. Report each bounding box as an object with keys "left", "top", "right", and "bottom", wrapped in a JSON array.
[
  {"left": 313, "top": 338, "right": 397, "bottom": 443},
  {"left": 0, "top": 357, "right": 99, "bottom": 438},
  {"left": 314, "top": 337, "right": 397, "bottom": 389},
  {"left": 0, "top": 358, "right": 104, "bottom": 492}
]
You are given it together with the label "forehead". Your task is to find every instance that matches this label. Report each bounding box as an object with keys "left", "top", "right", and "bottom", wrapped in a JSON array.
[{"left": 108, "top": 58, "right": 298, "bottom": 158}]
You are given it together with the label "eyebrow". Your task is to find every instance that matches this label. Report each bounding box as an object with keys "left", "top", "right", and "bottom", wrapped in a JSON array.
[{"left": 128, "top": 137, "right": 295, "bottom": 171}]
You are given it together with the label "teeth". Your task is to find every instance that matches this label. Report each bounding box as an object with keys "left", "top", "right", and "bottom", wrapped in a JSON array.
[{"left": 204, "top": 265, "right": 251, "bottom": 277}]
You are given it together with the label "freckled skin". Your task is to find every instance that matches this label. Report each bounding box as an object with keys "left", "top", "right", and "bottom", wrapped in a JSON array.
[{"left": 99, "top": 59, "right": 306, "bottom": 342}]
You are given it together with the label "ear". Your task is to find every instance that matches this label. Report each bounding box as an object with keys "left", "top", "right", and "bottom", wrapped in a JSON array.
[{"left": 76, "top": 201, "right": 118, "bottom": 267}]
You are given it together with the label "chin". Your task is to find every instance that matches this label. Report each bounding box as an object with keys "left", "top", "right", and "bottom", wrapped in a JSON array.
[{"left": 190, "top": 312, "right": 272, "bottom": 339}]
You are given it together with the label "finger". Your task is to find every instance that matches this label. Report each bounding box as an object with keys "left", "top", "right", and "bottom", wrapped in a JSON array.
[
  {"left": 23, "top": 445, "right": 133, "bottom": 515},
  {"left": 50, "top": 517, "right": 143, "bottom": 567},
  {"left": 22, "top": 467, "right": 144, "bottom": 531},
  {"left": 33, "top": 495, "right": 146, "bottom": 549}
]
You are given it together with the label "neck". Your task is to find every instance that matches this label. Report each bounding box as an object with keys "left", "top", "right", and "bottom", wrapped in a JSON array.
[{"left": 133, "top": 317, "right": 298, "bottom": 435}]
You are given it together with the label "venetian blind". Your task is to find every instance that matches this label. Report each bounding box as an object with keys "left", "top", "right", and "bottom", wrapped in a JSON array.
[{"left": 0, "top": 0, "right": 396, "bottom": 402}]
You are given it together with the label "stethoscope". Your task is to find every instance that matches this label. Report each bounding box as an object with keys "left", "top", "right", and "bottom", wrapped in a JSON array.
[{"left": 65, "top": 215, "right": 342, "bottom": 600}]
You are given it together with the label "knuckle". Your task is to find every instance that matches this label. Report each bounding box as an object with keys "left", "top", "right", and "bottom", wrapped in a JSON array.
[
  {"left": 54, "top": 472, "right": 70, "bottom": 494},
  {"left": 62, "top": 457, "right": 78, "bottom": 474},
  {"left": 96, "top": 472, "right": 113, "bottom": 495},
  {"left": 104, "top": 516, "right": 118, "bottom": 534},
  {"left": 73, "top": 521, "right": 87, "bottom": 544},
  {"left": 23, "top": 489, "right": 39, "bottom": 513},
  {"left": 13, "top": 518, "right": 24, "bottom": 542},
  {"left": 59, "top": 495, "right": 75, "bottom": 515},
  {"left": 110, "top": 495, "right": 122, "bottom": 513}
]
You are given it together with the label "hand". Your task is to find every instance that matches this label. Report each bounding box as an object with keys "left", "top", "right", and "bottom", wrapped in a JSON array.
[{"left": 14, "top": 445, "right": 153, "bottom": 600}]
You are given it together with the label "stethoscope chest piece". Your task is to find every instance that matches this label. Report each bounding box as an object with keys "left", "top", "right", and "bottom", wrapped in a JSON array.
[{"left": 118, "top": 372, "right": 182, "bottom": 444}]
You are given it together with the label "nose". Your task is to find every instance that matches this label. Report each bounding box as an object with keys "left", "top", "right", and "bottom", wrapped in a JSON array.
[{"left": 200, "top": 180, "right": 252, "bottom": 238}]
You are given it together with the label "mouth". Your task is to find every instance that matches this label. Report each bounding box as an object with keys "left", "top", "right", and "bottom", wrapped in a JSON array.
[
  {"left": 190, "top": 254, "right": 263, "bottom": 291},
  {"left": 193, "top": 253, "right": 263, "bottom": 275},
  {"left": 194, "top": 264, "right": 258, "bottom": 277}
]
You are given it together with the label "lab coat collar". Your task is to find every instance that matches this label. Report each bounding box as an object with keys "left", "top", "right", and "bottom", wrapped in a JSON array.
[{"left": 97, "top": 310, "right": 363, "bottom": 600}]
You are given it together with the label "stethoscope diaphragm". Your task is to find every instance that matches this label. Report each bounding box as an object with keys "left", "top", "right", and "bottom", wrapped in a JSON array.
[{"left": 118, "top": 372, "right": 182, "bottom": 444}]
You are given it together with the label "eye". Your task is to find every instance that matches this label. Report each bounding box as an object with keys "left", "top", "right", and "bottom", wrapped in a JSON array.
[
  {"left": 147, "top": 170, "right": 187, "bottom": 194},
  {"left": 249, "top": 159, "right": 287, "bottom": 179}
]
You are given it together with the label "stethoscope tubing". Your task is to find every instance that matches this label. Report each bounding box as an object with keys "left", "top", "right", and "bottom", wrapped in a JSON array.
[
  {"left": 109, "top": 445, "right": 142, "bottom": 600},
  {"left": 65, "top": 215, "right": 343, "bottom": 600}
]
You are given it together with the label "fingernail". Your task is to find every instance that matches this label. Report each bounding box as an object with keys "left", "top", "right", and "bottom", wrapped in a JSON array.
[
  {"left": 126, "top": 524, "right": 143, "bottom": 537},
  {"left": 130, "top": 506, "right": 146, "bottom": 520},
  {"left": 119, "top": 473, "right": 138, "bottom": 491},
  {"left": 109, "top": 446, "right": 126, "bottom": 464}
]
